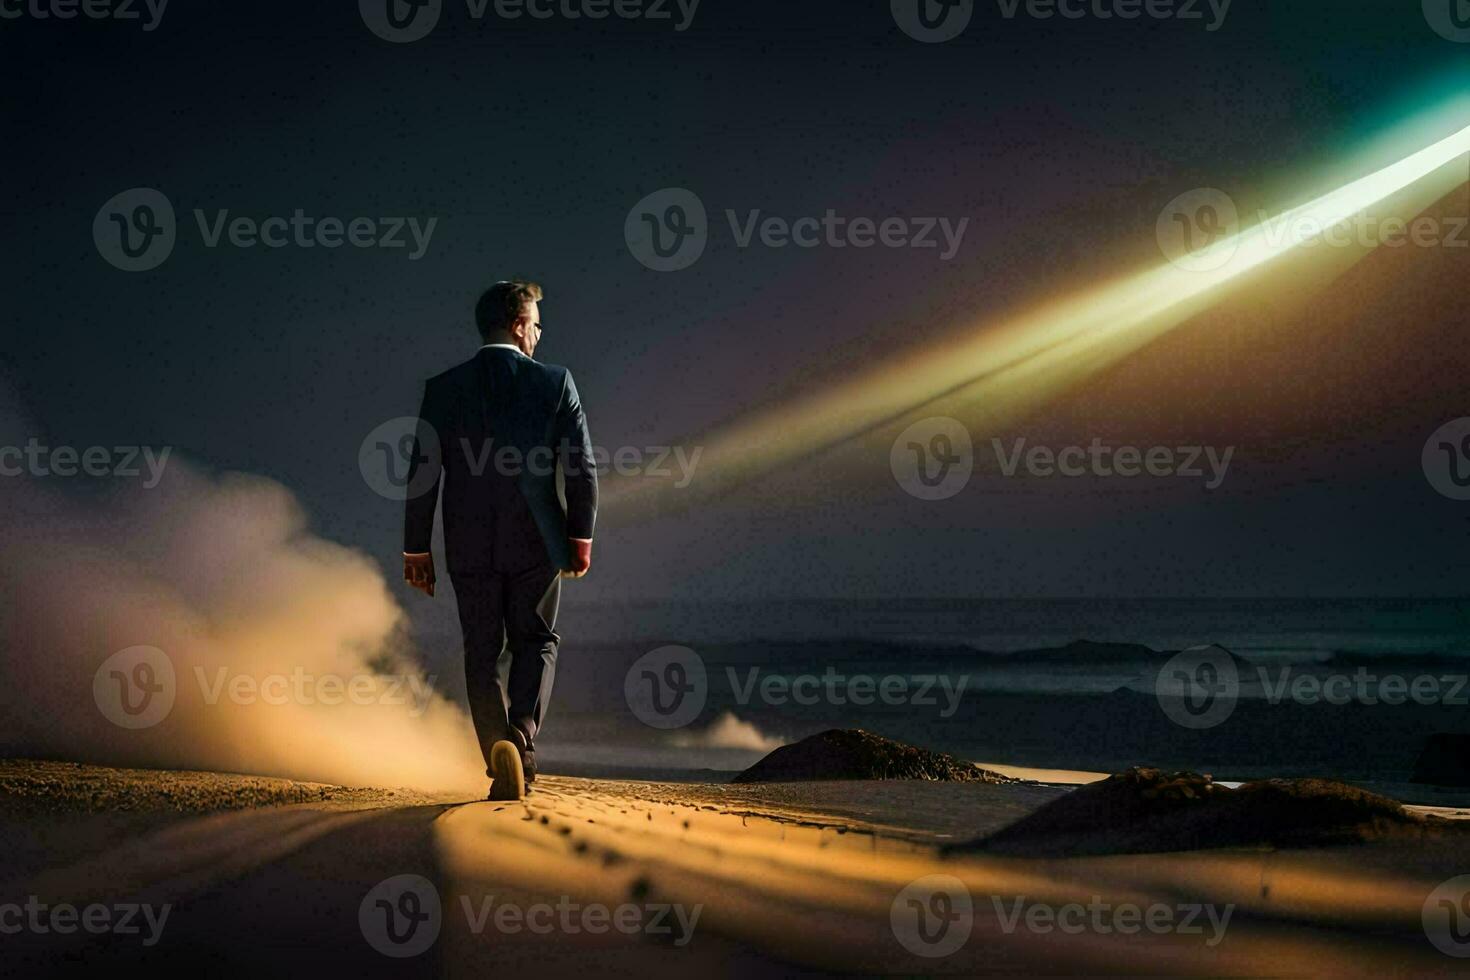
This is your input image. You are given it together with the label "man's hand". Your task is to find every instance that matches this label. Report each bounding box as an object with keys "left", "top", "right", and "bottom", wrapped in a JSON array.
[
  {"left": 563, "top": 538, "right": 592, "bottom": 579},
  {"left": 403, "top": 552, "right": 436, "bottom": 597}
]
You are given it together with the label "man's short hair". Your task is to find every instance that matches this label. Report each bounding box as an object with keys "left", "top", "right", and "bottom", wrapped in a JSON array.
[{"left": 475, "top": 280, "right": 543, "bottom": 341}]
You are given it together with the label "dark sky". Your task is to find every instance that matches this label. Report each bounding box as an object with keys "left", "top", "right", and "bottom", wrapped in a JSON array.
[{"left": 3, "top": 1, "right": 1469, "bottom": 608}]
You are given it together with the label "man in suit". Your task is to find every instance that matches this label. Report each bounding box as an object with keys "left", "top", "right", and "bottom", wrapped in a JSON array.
[{"left": 402, "top": 280, "right": 597, "bottom": 801}]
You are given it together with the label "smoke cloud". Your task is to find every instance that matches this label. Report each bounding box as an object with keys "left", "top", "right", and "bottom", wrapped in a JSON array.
[{"left": 0, "top": 386, "right": 484, "bottom": 794}]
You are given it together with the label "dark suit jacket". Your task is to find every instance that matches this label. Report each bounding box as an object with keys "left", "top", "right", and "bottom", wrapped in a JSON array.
[{"left": 403, "top": 346, "right": 597, "bottom": 574}]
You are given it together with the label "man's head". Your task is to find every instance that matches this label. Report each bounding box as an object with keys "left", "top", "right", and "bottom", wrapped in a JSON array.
[{"left": 475, "top": 280, "right": 543, "bottom": 356}]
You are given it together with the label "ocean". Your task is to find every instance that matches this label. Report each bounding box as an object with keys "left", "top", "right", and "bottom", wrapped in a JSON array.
[
  {"left": 533, "top": 597, "right": 1470, "bottom": 786},
  {"left": 561, "top": 596, "right": 1470, "bottom": 656}
]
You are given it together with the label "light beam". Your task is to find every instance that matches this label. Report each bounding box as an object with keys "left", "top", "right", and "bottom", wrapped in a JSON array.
[{"left": 608, "top": 117, "right": 1470, "bottom": 516}]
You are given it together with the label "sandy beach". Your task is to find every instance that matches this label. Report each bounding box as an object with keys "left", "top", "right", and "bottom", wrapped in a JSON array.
[{"left": 3, "top": 758, "right": 1468, "bottom": 977}]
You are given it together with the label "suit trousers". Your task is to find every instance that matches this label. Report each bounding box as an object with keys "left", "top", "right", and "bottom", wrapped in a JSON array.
[{"left": 451, "top": 563, "right": 561, "bottom": 777}]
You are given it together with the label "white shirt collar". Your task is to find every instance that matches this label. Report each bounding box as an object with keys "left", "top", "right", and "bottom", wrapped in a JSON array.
[{"left": 479, "top": 343, "right": 524, "bottom": 355}]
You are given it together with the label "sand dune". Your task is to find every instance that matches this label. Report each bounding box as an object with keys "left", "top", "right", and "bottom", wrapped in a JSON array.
[
  {"left": 957, "top": 766, "right": 1470, "bottom": 857},
  {"left": 2, "top": 759, "right": 1468, "bottom": 975}
]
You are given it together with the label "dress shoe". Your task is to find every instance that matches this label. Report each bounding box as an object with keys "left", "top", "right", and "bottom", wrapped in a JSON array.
[
  {"left": 508, "top": 724, "right": 537, "bottom": 786},
  {"left": 486, "top": 739, "right": 525, "bottom": 801}
]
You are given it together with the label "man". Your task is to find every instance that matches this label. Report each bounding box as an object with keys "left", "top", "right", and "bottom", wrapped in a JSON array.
[{"left": 402, "top": 280, "right": 597, "bottom": 801}]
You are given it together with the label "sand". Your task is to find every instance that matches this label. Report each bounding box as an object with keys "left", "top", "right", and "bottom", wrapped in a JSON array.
[{"left": 1, "top": 759, "right": 1467, "bottom": 976}]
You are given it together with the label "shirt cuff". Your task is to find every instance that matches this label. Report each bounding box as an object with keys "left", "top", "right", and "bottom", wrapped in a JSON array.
[
  {"left": 403, "top": 552, "right": 431, "bottom": 558},
  {"left": 570, "top": 538, "right": 593, "bottom": 544}
]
